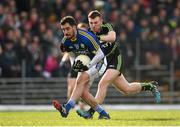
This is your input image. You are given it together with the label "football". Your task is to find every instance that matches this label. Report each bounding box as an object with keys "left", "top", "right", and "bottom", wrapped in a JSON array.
[{"left": 75, "top": 54, "right": 91, "bottom": 66}]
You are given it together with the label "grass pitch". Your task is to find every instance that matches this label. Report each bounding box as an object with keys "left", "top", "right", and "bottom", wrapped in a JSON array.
[{"left": 0, "top": 110, "right": 180, "bottom": 126}]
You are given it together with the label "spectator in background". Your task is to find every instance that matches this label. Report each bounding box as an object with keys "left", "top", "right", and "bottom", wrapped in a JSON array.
[
  {"left": 0, "top": 45, "right": 3, "bottom": 76},
  {"left": 150, "top": 15, "right": 161, "bottom": 31},
  {"left": 118, "top": 30, "right": 132, "bottom": 68},
  {"left": 0, "top": 4, "right": 6, "bottom": 26},
  {"left": 145, "top": 30, "right": 161, "bottom": 68},
  {"left": 124, "top": 19, "right": 139, "bottom": 65},
  {"left": 158, "top": 8, "right": 168, "bottom": 27},
  {"left": 0, "top": 39, "right": 20, "bottom": 77},
  {"left": 41, "top": 28, "right": 55, "bottom": 59},
  {"left": 16, "top": 37, "right": 32, "bottom": 77},
  {"left": 174, "top": 28, "right": 180, "bottom": 70},
  {"left": 0, "top": 0, "right": 179, "bottom": 80},
  {"left": 43, "top": 49, "right": 59, "bottom": 78},
  {"left": 159, "top": 25, "right": 173, "bottom": 67},
  {"left": 28, "top": 36, "right": 44, "bottom": 77},
  {"left": 29, "top": 8, "right": 39, "bottom": 36},
  {"left": 52, "top": 0, "right": 64, "bottom": 20}
]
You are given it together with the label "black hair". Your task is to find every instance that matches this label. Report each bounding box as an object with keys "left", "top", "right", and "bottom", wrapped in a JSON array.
[{"left": 60, "top": 16, "right": 77, "bottom": 26}]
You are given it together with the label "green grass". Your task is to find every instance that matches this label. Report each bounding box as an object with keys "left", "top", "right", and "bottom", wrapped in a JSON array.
[{"left": 0, "top": 110, "right": 180, "bottom": 126}]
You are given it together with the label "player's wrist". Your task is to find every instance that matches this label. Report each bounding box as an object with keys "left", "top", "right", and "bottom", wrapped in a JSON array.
[
  {"left": 98, "top": 35, "right": 103, "bottom": 40},
  {"left": 98, "top": 35, "right": 102, "bottom": 40},
  {"left": 97, "top": 35, "right": 102, "bottom": 41}
]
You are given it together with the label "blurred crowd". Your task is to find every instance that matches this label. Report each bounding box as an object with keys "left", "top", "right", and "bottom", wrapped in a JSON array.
[{"left": 0, "top": 0, "right": 179, "bottom": 78}]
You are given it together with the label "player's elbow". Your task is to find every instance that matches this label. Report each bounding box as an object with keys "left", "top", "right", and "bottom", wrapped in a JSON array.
[
  {"left": 108, "top": 31, "right": 116, "bottom": 42},
  {"left": 76, "top": 72, "right": 89, "bottom": 86}
]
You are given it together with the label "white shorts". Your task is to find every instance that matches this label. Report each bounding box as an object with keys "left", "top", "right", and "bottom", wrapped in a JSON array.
[{"left": 84, "top": 57, "right": 107, "bottom": 86}]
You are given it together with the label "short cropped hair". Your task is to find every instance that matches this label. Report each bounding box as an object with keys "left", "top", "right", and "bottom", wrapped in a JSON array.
[
  {"left": 88, "top": 10, "right": 102, "bottom": 19},
  {"left": 60, "top": 16, "right": 77, "bottom": 26},
  {"left": 77, "top": 23, "right": 88, "bottom": 30}
]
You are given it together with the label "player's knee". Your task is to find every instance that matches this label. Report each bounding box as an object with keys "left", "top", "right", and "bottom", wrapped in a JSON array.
[
  {"left": 121, "top": 87, "right": 131, "bottom": 95},
  {"left": 81, "top": 92, "right": 87, "bottom": 99},
  {"left": 76, "top": 72, "right": 89, "bottom": 86},
  {"left": 81, "top": 89, "right": 89, "bottom": 99},
  {"left": 68, "top": 85, "right": 73, "bottom": 92},
  {"left": 98, "top": 80, "right": 109, "bottom": 88}
]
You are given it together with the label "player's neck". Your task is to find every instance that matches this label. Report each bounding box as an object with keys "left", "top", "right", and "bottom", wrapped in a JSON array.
[{"left": 71, "top": 30, "right": 77, "bottom": 41}]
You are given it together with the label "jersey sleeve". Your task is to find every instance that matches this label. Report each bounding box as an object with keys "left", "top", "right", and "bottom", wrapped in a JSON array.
[
  {"left": 102, "top": 23, "right": 114, "bottom": 32},
  {"left": 79, "top": 30, "right": 100, "bottom": 54},
  {"left": 61, "top": 37, "right": 72, "bottom": 52},
  {"left": 61, "top": 37, "right": 66, "bottom": 44}
]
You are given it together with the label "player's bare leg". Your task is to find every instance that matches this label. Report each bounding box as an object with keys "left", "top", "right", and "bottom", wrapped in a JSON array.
[
  {"left": 95, "top": 69, "right": 160, "bottom": 104},
  {"left": 67, "top": 77, "right": 76, "bottom": 100},
  {"left": 75, "top": 73, "right": 110, "bottom": 119},
  {"left": 77, "top": 69, "right": 161, "bottom": 118},
  {"left": 113, "top": 76, "right": 161, "bottom": 103},
  {"left": 52, "top": 72, "right": 89, "bottom": 118},
  {"left": 53, "top": 72, "right": 110, "bottom": 119},
  {"left": 77, "top": 69, "right": 118, "bottom": 118},
  {"left": 69, "top": 72, "right": 89, "bottom": 101},
  {"left": 112, "top": 74, "right": 142, "bottom": 95},
  {"left": 78, "top": 86, "right": 110, "bottom": 119},
  {"left": 95, "top": 69, "right": 120, "bottom": 104}
]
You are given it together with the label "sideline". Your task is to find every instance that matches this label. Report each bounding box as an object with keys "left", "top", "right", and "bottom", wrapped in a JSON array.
[
  {"left": 1, "top": 126, "right": 180, "bottom": 127},
  {"left": 0, "top": 104, "right": 180, "bottom": 111}
]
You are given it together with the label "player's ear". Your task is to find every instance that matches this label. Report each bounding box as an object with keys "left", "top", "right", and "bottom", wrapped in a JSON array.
[
  {"left": 72, "top": 25, "right": 77, "bottom": 31},
  {"left": 100, "top": 18, "right": 103, "bottom": 24},
  {"left": 72, "top": 25, "right": 77, "bottom": 29}
]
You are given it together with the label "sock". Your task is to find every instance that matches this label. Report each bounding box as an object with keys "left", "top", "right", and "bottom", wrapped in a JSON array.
[
  {"left": 65, "top": 99, "right": 76, "bottom": 112},
  {"left": 88, "top": 107, "right": 95, "bottom": 115},
  {"left": 141, "top": 83, "right": 152, "bottom": 91},
  {"left": 95, "top": 105, "right": 108, "bottom": 115}
]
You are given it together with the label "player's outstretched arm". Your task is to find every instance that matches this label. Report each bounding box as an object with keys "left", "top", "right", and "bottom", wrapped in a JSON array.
[
  {"left": 99, "top": 31, "right": 116, "bottom": 42},
  {"left": 59, "top": 53, "right": 69, "bottom": 67},
  {"left": 88, "top": 48, "right": 104, "bottom": 68}
]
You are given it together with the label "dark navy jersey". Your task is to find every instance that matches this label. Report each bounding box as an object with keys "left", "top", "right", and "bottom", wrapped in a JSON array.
[
  {"left": 88, "top": 23, "right": 115, "bottom": 56},
  {"left": 61, "top": 29, "right": 101, "bottom": 59}
]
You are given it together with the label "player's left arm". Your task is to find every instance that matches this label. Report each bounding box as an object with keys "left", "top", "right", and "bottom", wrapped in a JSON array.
[
  {"left": 68, "top": 52, "right": 76, "bottom": 66},
  {"left": 99, "top": 23, "right": 116, "bottom": 42},
  {"left": 85, "top": 37, "right": 104, "bottom": 69},
  {"left": 79, "top": 31, "right": 105, "bottom": 70},
  {"left": 88, "top": 48, "right": 104, "bottom": 68}
]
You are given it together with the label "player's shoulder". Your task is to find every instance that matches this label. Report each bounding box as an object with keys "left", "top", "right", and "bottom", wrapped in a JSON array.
[
  {"left": 62, "top": 37, "right": 68, "bottom": 44},
  {"left": 102, "top": 22, "right": 113, "bottom": 31},
  {"left": 102, "top": 22, "right": 113, "bottom": 27},
  {"left": 78, "top": 29, "right": 96, "bottom": 39}
]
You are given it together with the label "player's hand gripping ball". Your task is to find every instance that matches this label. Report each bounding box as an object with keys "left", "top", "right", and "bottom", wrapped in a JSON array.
[
  {"left": 73, "top": 55, "right": 90, "bottom": 72},
  {"left": 60, "top": 43, "right": 71, "bottom": 52}
]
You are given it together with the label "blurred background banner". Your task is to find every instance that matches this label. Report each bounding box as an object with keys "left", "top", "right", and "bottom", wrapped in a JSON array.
[{"left": 0, "top": 0, "right": 179, "bottom": 105}]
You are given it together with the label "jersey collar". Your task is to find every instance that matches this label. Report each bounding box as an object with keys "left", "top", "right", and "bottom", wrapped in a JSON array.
[{"left": 70, "top": 30, "right": 78, "bottom": 42}]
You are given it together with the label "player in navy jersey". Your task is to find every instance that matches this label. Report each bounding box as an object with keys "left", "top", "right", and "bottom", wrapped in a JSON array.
[
  {"left": 59, "top": 22, "right": 89, "bottom": 100},
  {"left": 52, "top": 16, "right": 110, "bottom": 119},
  {"left": 76, "top": 10, "right": 161, "bottom": 119},
  {"left": 59, "top": 23, "right": 89, "bottom": 113}
]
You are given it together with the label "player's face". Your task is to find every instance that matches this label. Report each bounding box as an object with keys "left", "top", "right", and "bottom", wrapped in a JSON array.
[
  {"left": 88, "top": 17, "right": 102, "bottom": 33},
  {"left": 61, "top": 23, "right": 76, "bottom": 39}
]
